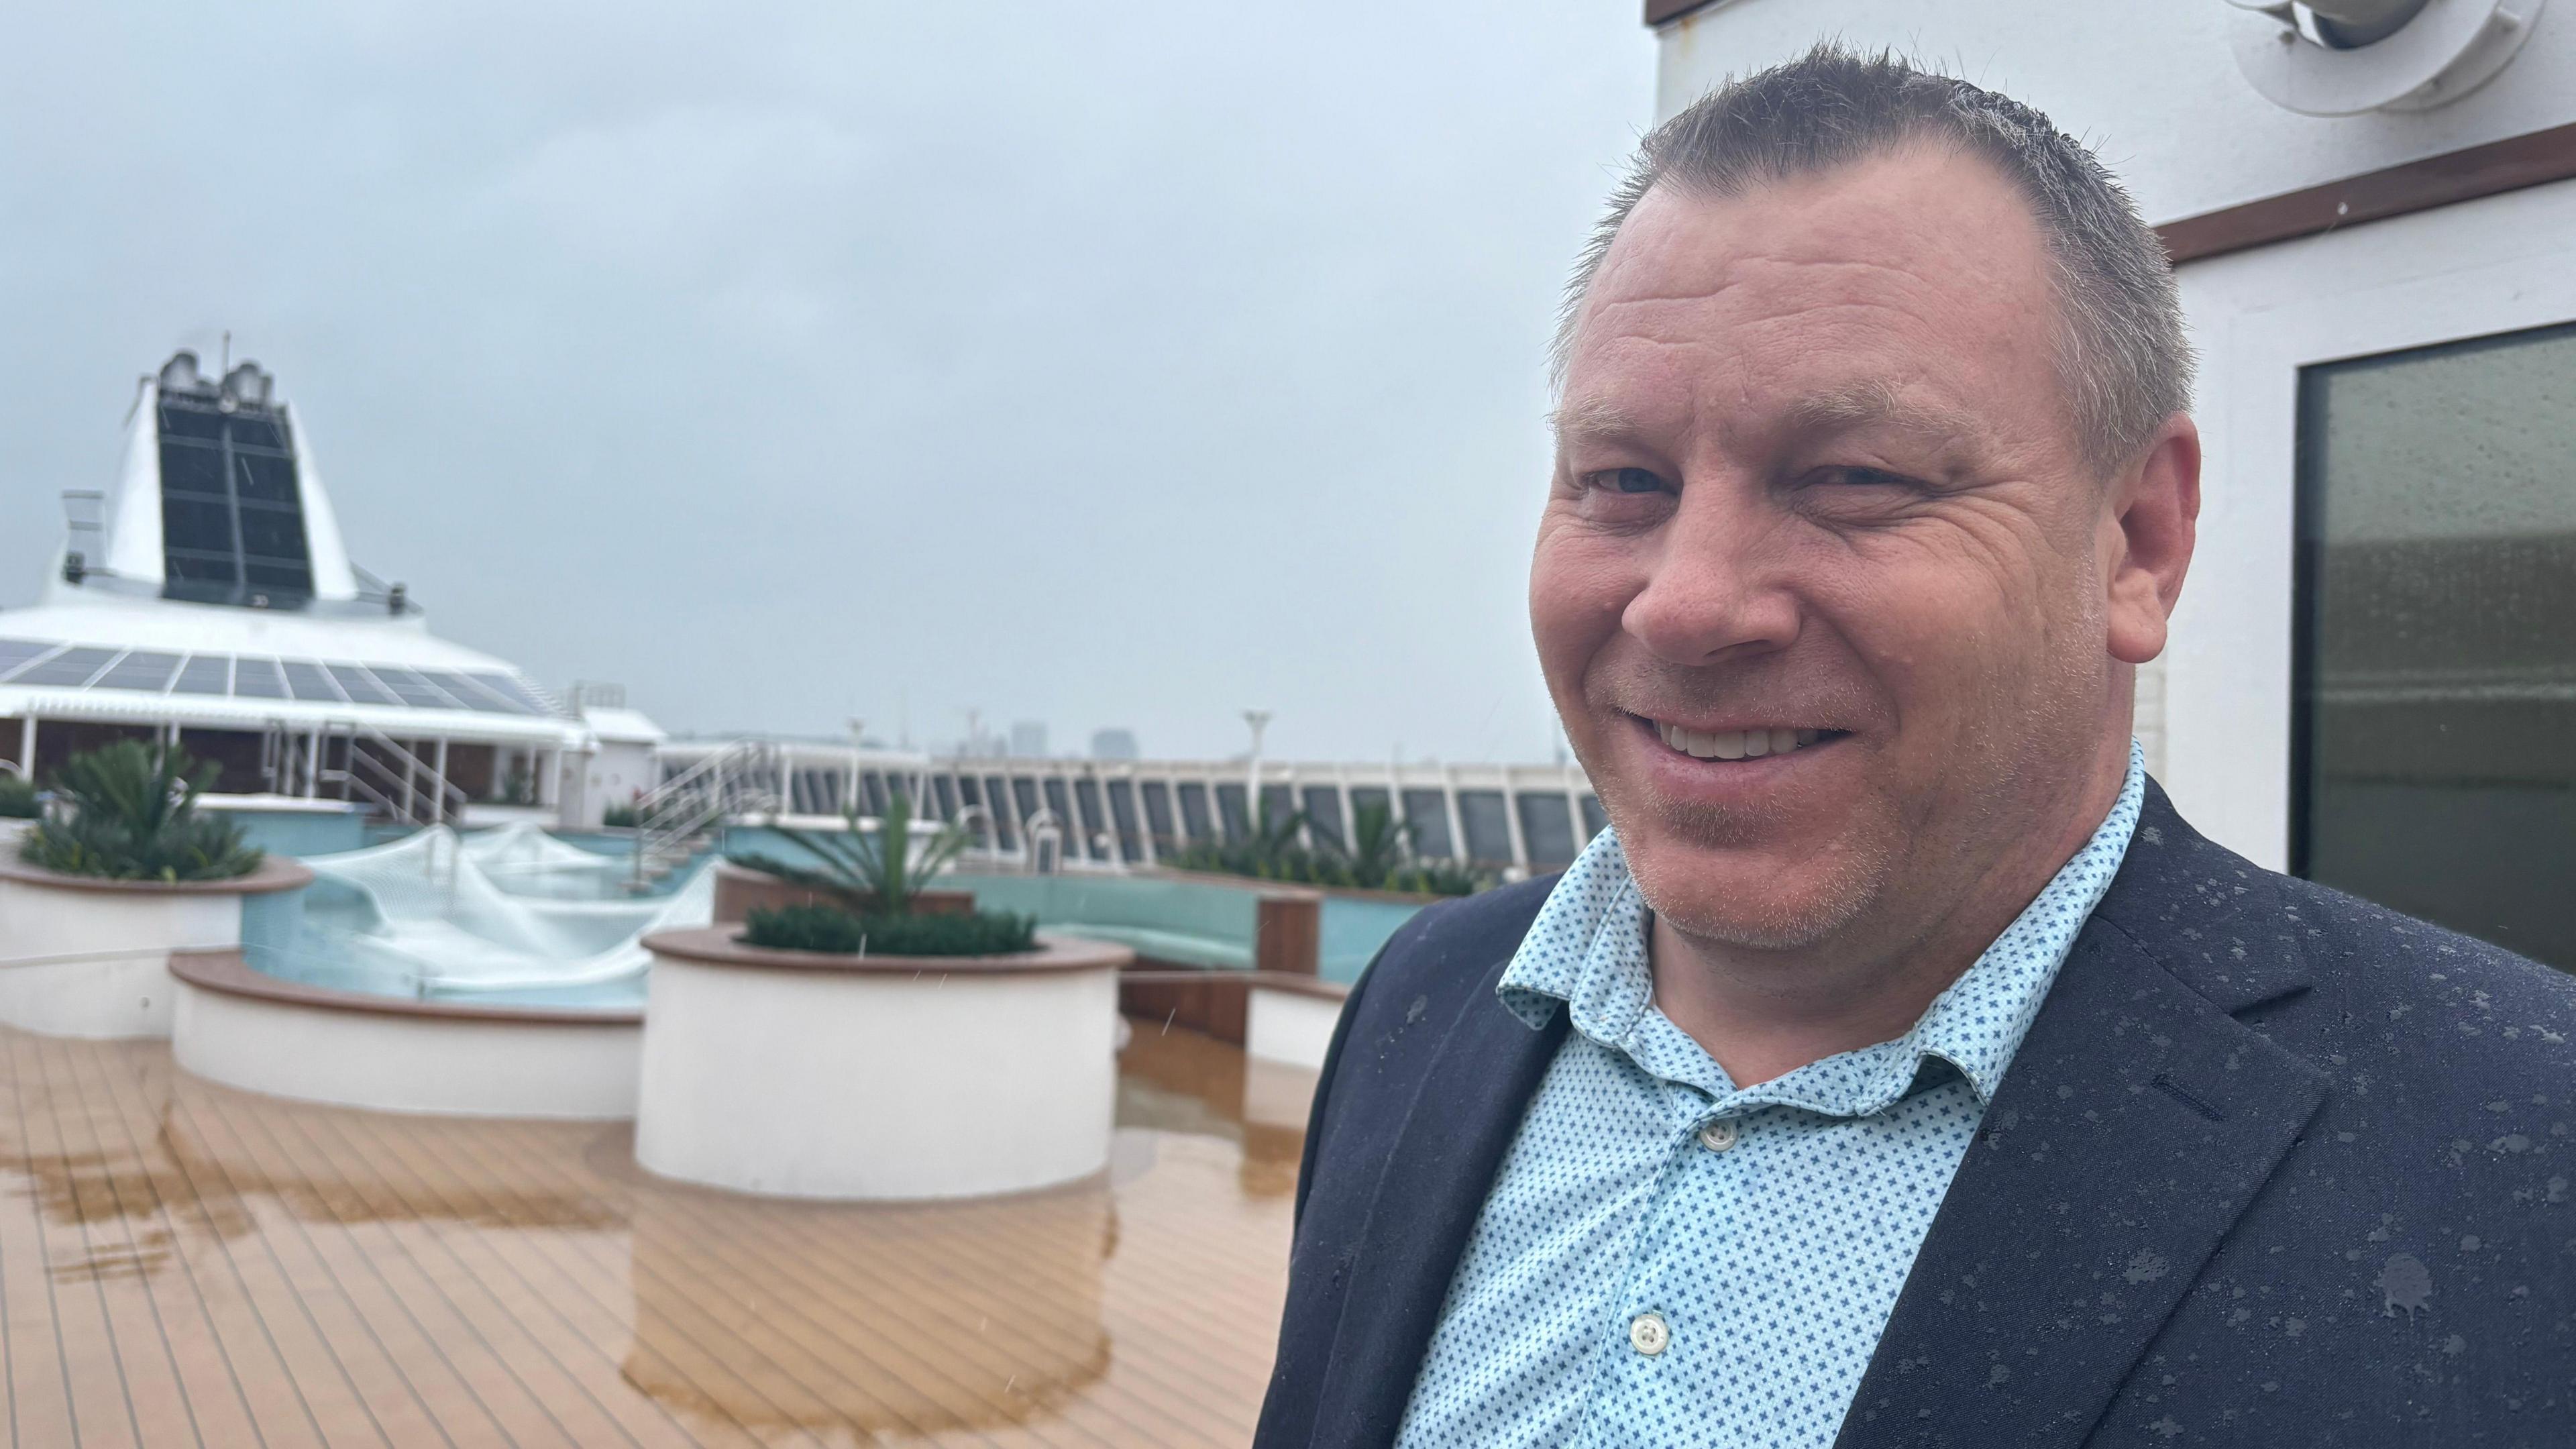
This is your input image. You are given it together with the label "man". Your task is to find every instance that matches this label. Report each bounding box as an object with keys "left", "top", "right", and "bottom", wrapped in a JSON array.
[{"left": 1256, "top": 46, "right": 2576, "bottom": 1449}]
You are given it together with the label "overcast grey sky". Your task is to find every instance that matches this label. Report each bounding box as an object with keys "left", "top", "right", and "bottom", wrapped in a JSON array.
[{"left": 0, "top": 3, "right": 1652, "bottom": 763}]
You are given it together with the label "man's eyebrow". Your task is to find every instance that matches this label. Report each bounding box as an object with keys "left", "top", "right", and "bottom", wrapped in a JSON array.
[
  {"left": 1548, "top": 397, "right": 1650, "bottom": 447},
  {"left": 1785, "top": 381, "right": 1979, "bottom": 443}
]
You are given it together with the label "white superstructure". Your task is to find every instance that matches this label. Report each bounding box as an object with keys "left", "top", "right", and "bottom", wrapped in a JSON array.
[{"left": 0, "top": 352, "right": 649, "bottom": 826}]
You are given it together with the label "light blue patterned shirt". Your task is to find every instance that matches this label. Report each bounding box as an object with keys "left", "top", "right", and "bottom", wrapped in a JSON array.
[{"left": 1395, "top": 743, "right": 2146, "bottom": 1449}]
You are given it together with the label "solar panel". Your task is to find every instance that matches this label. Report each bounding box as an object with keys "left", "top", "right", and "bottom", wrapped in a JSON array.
[
  {"left": 233, "top": 658, "right": 288, "bottom": 699},
  {"left": 93, "top": 651, "right": 183, "bottom": 692},
  {"left": 170, "top": 655, "right": 231, "bottom": 695},
  {"left": 0, "top": 639, "right": 57, "bottom": 680},
  {"left": 13, "top": 647, "right": 119, "bottom": 688}
]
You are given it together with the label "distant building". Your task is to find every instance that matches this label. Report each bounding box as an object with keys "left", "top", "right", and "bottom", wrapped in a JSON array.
[
  {"left": 1009, "top": 720, "right": 1049, "bottom": 758},
  {"left": 1089, "top": 728, "right": 1138, "bottom": 761}
]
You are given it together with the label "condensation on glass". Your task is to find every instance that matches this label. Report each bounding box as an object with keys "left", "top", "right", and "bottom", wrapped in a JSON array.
[{"left": 2294, "top": 320, "right": 2576, "bottom": 971}]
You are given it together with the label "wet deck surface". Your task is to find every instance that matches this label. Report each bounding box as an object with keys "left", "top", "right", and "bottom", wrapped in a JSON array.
[{"left": 0, "top": 1019, "right": 1312, "bottom": 1447}]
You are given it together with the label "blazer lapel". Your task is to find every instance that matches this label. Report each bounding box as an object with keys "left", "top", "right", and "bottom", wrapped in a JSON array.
[
  {"left": 1308, "top": 955, "right": 1571, "bottom": 1447},
  {"left": 1836, "top": 788, "right": 2331, "bottom": 1448}
]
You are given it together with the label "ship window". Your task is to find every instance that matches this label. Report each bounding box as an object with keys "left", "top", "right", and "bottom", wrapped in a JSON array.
[
  {"left": 368, "top": 666, "right": 455, "bottom": 709},
  {"left": 1140, "top": 780, "right": 1176, "bottom": 843},
  {"left": 95, "top": 651, "right": 184, "bottom": 692},
  {"left": 13, "top": 646, "right": 118, "bottom": 688},
  {"left": 0, "top": 639, "right": 57, "bottom": 680},
  {"left": 280, "top": 660, "right": 345, "bottom": 702},
  {"left": 1516, "top": 792, "right": 1578, "bottom": 868},
  {"left": 932, "top": 775, "right": 959, "bottom": 819},
  {"left": 1457, "top": 790, "right": 1514, "bottom": 865},
  {"left": 2294, "top": 319, "right": 2576, "bottom": 971},
  {"left": 156, "top": 396, "right": 313, "bottom": 608},
  {"left": 1105, "top": 780, "right": 1141, "bottom": 859},
  {"left": 170, "top": 654, "right": 231, "bottom": 695},
  {"left": 1044, "top": 778, "right": 1077, "bottom": 839},
  {"left": 1177, "top": 782, "right": 1214, "bottom": 841},
  {"left": 1301, "top": 786, "right": 1346, "bottom": 849},
  {"left": 1215, "top": 783, "right": 1250, "bottom": 842},
  {"left": 1012, "top": 777, "right": 1042, "bottom": 826},
  {"left": 1348, "top": 786, "right": 1391, "bottom": 822},
  {"left": 987, "top": 775, "right": 1020, "bottom": 848},
  {"left": 233, "top": 657, "right": 289, "bottom": 699},
  {"left": 1259, "top": 784, "right": 1295, "bottom": 831},
  {"left": 1401, "top": 789, "right": 1454, "bottom": 860}
]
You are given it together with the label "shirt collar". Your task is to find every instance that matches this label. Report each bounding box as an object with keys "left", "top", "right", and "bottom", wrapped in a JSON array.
[{"left": 1497, "top": 741, "right": 2147, "bottom": 1117}]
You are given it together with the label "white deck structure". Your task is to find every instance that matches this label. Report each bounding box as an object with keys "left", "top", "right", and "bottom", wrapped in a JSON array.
[{"left": 0, "top": 352, "right": 653, "bottom": 828}]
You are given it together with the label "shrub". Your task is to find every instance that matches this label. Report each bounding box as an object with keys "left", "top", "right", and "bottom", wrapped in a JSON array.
[
  {"left": 0, "top": 773, "right": 37, "bottom": 819},
  {"left": 729, "top": 789, "right": 968, "bottom": 916},
  {"left": 740, "top": 902, "right": 1038, "bottom": 957},
  {"left": 19, "top": 741, "right": 263, "bottom": 882},
  {"left": 602, "top": 802, "right": 640, "bottom": 828}
]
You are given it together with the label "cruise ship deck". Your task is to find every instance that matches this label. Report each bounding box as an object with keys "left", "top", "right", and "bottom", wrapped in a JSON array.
[{"left": 0, "top": 1016, "right": 1298, "bottom": 1448}]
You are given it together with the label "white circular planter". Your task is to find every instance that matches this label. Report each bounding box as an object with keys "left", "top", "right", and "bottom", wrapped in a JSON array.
[
  {"left": 169, "top": 951, "right": 643, "bottom": 1120},
  {"left": 0, "top": 854, "right": 312, "bottom": 1040},
  {"left": 635, "top": 928, "right": 1132, "bottom": 1200}
]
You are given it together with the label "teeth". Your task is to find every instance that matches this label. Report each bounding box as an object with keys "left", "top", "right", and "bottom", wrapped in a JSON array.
[{"left": 1656, "top": 722, "right": 1830, "bottom": 761}]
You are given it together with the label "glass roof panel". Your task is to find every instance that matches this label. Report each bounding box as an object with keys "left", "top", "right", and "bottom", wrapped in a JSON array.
[
  {"left": 369, "top": 665, "right": 462, "bottom": 709},
  {"left": 0, "top": 639, "right": 58, "bottom": 680},
  {"left": 279, "top": 660, "right": 343, "bottom": 702},
  {"left": 93, "top": 651, "right": 184, "bottom": 692},
  {"left": 170, "top": 655, "right": 232, "bottom": 696},
  {"left": 13, "top": 647, "right": 120, "bottom": 688},
  {"left": 325, "top": 665, "right": 400, "bottom": 706},
  {"left": 233, "top": 658, "right": 288, "bottom": 699},
  {"left": 464, "top": 672, "right": 550, "bottom": 716}
]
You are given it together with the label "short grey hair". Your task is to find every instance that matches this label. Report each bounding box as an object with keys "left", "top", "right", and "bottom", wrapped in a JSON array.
[{"left": 1556, "top": 44, "right": 2193, "bottom": 476}]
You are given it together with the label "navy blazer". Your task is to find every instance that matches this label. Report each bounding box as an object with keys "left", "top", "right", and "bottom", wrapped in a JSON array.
[{"left": 1254, "top": 782, "right": 2576, "bottom": 1446}]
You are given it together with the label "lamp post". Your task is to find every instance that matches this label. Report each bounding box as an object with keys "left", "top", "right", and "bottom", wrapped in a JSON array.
[{"left": 1242, "top": 709, "right": 1271, "bottom": 837}]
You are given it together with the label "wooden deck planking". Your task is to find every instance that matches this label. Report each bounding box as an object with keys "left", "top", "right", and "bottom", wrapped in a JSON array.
[{"left": 0, "top": 1021, "right": 1301, "bottom": 1448}]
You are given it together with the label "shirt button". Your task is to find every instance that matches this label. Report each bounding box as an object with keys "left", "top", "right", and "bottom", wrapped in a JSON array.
[
  {"left": 1628, "top": 1311, "right": 1670, "bottom": 1356},
  {"left": 1697, "top": 1120, "right": 1739, "bottom": 1152}
]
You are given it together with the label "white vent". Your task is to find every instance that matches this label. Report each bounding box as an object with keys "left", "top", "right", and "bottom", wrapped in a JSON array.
[{"left": 2226, "top": 0, "right": 2545, "bottom": 115}]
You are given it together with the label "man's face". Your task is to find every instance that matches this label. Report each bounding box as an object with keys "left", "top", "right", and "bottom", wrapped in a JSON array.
[{"left": 1534, "top": 146, "right": 2134, "bottom": 953}]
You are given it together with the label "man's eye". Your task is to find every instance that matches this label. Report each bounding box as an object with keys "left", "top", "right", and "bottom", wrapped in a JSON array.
[
  {"left": 1585, "top": 467, "right": 1669, "bottom": 495},
  {"left": 1808, "top": 466, "right": 1919, "bottom": 490}
]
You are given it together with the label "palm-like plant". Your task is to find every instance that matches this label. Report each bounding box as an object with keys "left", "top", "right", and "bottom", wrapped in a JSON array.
[
  {"left": 735, "top": 790, "right": 969, "bottom": 915},
  {"left": 20, "top": 741, "right": 262, "bottom": 882},
  {"left": 1333, "top": 800, "right": 1413, "bottom": 889}
]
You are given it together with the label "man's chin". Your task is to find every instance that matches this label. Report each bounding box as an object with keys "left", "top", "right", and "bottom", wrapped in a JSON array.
[{"left": 1622, "top": 837, "right": 1888, "bottom": 954}]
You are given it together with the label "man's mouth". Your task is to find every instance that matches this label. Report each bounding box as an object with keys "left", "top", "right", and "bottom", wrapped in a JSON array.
[{"left": 1638, "top": 715, "right": 1848, "bottom": 761}]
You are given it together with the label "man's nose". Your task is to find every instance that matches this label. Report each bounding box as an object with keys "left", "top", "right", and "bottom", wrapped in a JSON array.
[{"left": 1619, "top": 480, "right": 1800, "bottom": 667}]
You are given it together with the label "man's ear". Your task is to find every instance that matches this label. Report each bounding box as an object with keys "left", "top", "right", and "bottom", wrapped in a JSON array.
[{"left": 2102, "top": 413, "right": 2200, "bottom": 666}]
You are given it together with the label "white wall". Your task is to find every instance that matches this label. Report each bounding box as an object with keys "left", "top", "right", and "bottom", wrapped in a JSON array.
[{"left": 1654, "top": 1, "right": 2576, "bottom": 226}]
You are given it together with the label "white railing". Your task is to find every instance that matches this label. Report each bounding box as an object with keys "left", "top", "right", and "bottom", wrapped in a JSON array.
[{"left": 629, "top": 738, "right": 781, "bottom": 889}]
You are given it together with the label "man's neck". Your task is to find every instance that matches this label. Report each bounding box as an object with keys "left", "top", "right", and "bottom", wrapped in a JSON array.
[{"left": 1648, "top": 743, "right": 2131, "bottom": 1090}]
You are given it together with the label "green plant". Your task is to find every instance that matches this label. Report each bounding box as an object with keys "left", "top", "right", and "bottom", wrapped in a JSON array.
[
  {"left": 0, "top": 771, "right": 37, "bottom": 819},
  {"left": 729, "top": 790, "right": 969, "bottom": 916},
  {"left": 740, "top": 902, "right": 1038, "bottom": 957},
  {"left": 1155, "top": 798, "right": 1495, "bottom": 898},
  {"left": 602, "top": 802, "right": 640, "bottom": 828},
  {"left": 494, "top": 760, "right": 536, "bottom": 806},
  {"left": 19, "top": 741, "right": 263, "bottom": 882}
]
